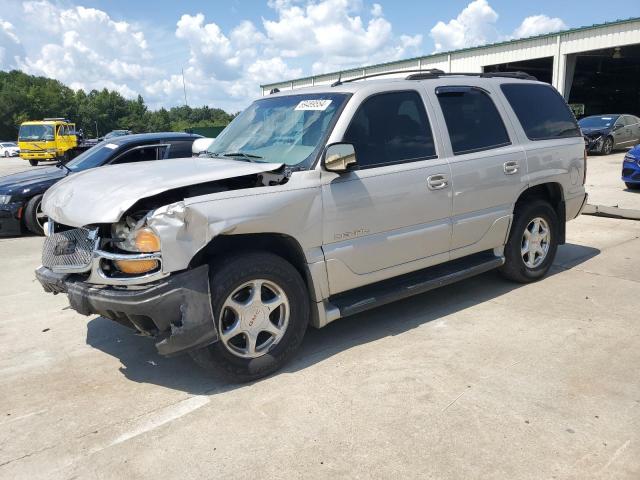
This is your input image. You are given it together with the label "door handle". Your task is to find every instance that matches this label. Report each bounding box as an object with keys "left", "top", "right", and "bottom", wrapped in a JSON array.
[
  {"left": 427, "top": 174, "right": 449, "bottom": 190},
  {"left": 503, "top": 161, "right": 519, "bottom": 175}
]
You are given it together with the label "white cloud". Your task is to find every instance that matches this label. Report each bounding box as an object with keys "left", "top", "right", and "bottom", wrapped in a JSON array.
[
  {"left": 513, "top": 15, "right": 566, "bottom": 39},
  {"left": 0, "top": 0, "right": 568, "bottom": 113},
  {"left": 430, "top": 0, "right": 500, "bottom": 52}
]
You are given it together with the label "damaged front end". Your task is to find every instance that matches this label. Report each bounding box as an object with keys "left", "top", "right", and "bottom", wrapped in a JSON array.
[{"left": 35, "top": 217, "right": 217, "bottom": 356}]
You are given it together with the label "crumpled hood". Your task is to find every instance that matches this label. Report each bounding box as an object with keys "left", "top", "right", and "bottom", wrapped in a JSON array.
[
  {"left": 43, "top": 157, "right": 283, "bottom": 226},
  {"left": 0, "top": 166, "right": 66, "bottom": 195}
]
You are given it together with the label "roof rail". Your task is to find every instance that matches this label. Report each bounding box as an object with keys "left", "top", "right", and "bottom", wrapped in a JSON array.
[
  {"left": 328, "top": 69, "right": 536, "bottom": 87},
  {"left": 406, "top": 71, "right": 537, "bottom": 81},
  {"left": 43, "top": 117, "right": 71, "bottom": 122},
  {"left": 331, "top": 69, "right": 445, "bottom": 87}
]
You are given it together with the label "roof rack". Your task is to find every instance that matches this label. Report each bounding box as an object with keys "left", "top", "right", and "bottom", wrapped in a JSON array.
[
  {"left": 329, "top": 69, "right": 536, "bottom": 86},
  {"left": 43, "top": 117, "right": 71, "bottom": 122}
]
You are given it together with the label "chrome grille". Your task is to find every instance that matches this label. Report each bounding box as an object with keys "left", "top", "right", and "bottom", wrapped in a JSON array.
[{"left": 42, "top": 227, "right": 96, "bottom": 272}]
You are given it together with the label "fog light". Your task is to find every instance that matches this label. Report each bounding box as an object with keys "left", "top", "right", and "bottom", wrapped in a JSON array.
[{"left": 114, "top": 259, "right": 158, "bottom": 274}]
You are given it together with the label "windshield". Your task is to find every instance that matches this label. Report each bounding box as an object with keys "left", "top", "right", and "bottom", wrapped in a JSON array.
[
  {"left": 208, "top": 93, "right": 349, "bottom": 167},
  {"left": 18, "top": 124, "right": 54, "bottom": 141},
  {"left": 579, "top": 116, "right": 617, "bottom": 129},
  {"left": 105, "top": 130, "right": 128, "bottom": 139},
  {"left": 66, "top": 142, "right": 119, "bottom": 171}
]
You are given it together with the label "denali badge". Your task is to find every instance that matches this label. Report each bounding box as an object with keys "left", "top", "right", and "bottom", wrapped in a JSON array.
[{"left": 334, "top": 228, "right": 369, "bottom": 241}]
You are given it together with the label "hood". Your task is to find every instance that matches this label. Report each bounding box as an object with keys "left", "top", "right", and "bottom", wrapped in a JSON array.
[
  {"left": 581, "top": 127, "right": 610, "bottom": 136},
  {"left": 0, "top": 166, "right": 66, "bottom": 197},
  {"left": 43, "top": 156, "right": 283, "bottom": 226}
]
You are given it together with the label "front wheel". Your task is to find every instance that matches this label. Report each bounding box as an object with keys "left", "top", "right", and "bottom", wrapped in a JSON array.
[
  {"left": 24, "top": 194, "right": 47, "bottom": 236},
  {"left": 28, "top": 159, "right": 38, "bottom": 166},
  {"left": 601, "top": 137, "right": 613, "bottom": 155},
  {"left": 3, "top": 151, "right": 8, "bottom": 158},
  {"left": 500, "top": 200, "right": 559, "bottom": 283},
  {"left": 626, "top": 182, "right": 640, "bottom": 190},
  {"left": 190, "top": 252, "right": 309, "bottom": 382}
]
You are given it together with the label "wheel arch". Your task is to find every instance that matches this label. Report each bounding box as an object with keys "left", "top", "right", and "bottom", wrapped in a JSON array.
[
  {"left": 189, "top": 232, "right": 318, "bottom": 299},
  {"left": 514, "top": 182, "right": 566, "bottom": 244}
]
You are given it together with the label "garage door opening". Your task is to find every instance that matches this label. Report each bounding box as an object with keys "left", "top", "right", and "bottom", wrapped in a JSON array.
[
  {"left": 483, "top": 57, "right": 553, "bottom": 84},
  {"left": 567, "top": 44, "right": 640, "bottom": 118}
]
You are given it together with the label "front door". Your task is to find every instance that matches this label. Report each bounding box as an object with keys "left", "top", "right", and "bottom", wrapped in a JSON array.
[{"left": 321, "top": 90, "right": 452, "bottom": 295}]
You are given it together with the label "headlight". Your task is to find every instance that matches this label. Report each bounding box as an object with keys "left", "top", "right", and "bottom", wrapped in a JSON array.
[
  {"left": 0, "top": 195, "right": 11, "bottom": 205},
  {"left": 111, "top": 217, "right": 161, "bottom": 274},
  {"left": 112, "top": 217, "right": 160, "bottom": 253}
]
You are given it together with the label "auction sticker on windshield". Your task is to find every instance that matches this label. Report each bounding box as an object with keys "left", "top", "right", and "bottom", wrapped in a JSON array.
[{"left": 295, "top": 99, "right": 332, "bottom": 111}]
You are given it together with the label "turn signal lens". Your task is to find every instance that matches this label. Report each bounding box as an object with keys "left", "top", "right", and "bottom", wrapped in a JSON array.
[
  {"left": 114, "top": 259, "right": 159, "bottom": 274},
  {"left": 135, "top": 228, "right": 161, "bottom": 252}
]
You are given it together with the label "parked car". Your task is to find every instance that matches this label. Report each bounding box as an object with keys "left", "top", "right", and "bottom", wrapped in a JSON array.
[
  {"left": 35, "top": 72, "right": 587, "bottom": 382},
  {"left": 0, "top": 132, "right": 200, "bottom": 236},
  {"left": 0, "top": 142, "right": 20, "bottom": 157},
  {"left": 580, "top": 114, "right": 640, "bottom": 155},
  {"left": 622, "top": 144, "right": 640, "bottom": 190},
  {"left": 101, "top": 129, "right": 132, "bottom": 141}
]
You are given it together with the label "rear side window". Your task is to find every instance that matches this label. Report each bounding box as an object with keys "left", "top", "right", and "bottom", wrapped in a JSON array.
[
  {"left": 343, "top": 91, "right": 436, "bottom": 169},
  {"left": 500, "top": 84, "right": 580, "bottom": 140},
  {"left": 436, "top": 86, "right": 511, "bottom": 155},
  {"left": 166, "top": 140, "right": 194, "bottom": 159}
]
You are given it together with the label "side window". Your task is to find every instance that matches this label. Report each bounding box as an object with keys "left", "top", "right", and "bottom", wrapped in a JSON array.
[
  {"left": 500, "top": 83, "right": 581, "bottom": 140},
  {"left": 436, "top": 86, "right": 510, "bottom": 155},
  {"left": 166, "top": 141, "right": 194, "bottom": 159},
  {"left": 111, "top": 146, "right": 162, "bottom": 165},
  {"left": 343, "top": 91, "right": 436, "bottom": 169}
]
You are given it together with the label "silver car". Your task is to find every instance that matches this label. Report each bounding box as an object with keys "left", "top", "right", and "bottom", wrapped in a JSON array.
[{"left": 36, "top": 71, "right": 588, "bottom": 381}]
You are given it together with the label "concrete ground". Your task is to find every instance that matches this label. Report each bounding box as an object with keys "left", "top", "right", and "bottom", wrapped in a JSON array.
[
  {"left": 585, "top": 150, "right": 640, "bottom": 214},
  {"left": 1, "top": 217, "right": 640, "bottom": 478}
]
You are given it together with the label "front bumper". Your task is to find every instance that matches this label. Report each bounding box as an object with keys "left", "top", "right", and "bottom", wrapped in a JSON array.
[
  {"left": 35, "top": 264, "right": 218, "bottom": 356},
  {"left": 622, "top": 160, "right": 640, "bottom": 184},
  {"left": 0, "top": 203, "right": 23, "bottom": 236},
  {"left": 584, "top": 135, "right": 604, "bottom": 153}
]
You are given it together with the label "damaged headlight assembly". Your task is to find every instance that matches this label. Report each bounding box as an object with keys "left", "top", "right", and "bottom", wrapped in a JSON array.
[
  {"left": 0, "top": 195, "right": 11, "bottom": 205},
  {"left": 111, "top": 215, "right": 161, "bottom": 274}
]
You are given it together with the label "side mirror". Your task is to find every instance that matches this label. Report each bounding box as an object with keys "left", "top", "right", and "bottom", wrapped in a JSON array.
[{"left": 324, "top": 143, "right": 357, "bottom": 173}]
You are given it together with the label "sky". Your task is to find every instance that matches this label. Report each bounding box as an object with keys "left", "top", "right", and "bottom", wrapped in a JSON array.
[{"left": 1, "top": 0, "right": 639, "bottom": 112}]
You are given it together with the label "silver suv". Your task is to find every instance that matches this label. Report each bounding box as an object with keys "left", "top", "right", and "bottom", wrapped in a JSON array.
[{"left": 36, "top": 70, "right": 588, "bottom": 381}]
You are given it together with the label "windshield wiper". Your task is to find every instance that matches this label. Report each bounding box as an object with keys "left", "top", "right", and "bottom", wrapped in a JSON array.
[{"left": 220, "top": 152, "right": 264, "bottom": 160}]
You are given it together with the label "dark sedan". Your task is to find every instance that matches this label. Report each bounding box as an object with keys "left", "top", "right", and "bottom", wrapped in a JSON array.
[
  {"left": 0, "top": 132, "right": 201, "bottom": 236},
  {"left": 580, "top": 114, "right": 640, "bottom": 155}
]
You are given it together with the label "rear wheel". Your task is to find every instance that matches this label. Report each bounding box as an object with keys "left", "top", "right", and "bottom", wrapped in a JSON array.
[
  {"left": 28, "top": 159, "right": 38, "bottom": 166},
  {"left": 190, "top": 252, "right": 309, "bottom": 382},
  {"left": 24, "top": 194, "right": 47, "bottom": 236},
  {"left": 3, "top": 151, "right": 8, "bottom": 158},
  {"left": 500, "top": 200, "right": 559, "bottom": 283},
  {"left": 626, "top": 182, "right": 640, "bottom": 190}
]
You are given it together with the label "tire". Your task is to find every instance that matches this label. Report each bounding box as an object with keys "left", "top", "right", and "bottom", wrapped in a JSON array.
[
  {"left": 190, "top": 252, "right": 310, "bottom": 382},
  {"left": 3, "top": 151, "right": 8, "bottom": 158},
  {"left": 24, "top": 194, "right": 47, "bottom": 236},
  {"left": 601, "top": 137, "right": 613, "bottom": 155},
  {"left": 29, "top": 159, "right": 38, "bottom": 166},
  {"left": 626, "top": 182, "right": 640, "bottom": 190},
  {"left": 499, "top": 200, "right": 559, "bottom": 284}
]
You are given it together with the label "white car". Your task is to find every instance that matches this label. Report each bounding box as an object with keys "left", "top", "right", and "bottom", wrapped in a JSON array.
[{"left": 0, "top": 142, "right": 19, "bottom": 157}]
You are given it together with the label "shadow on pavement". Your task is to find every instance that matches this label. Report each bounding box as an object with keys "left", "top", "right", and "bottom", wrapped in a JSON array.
[{"left": 85, "top": 242, "right": 600, "bottom": 394}]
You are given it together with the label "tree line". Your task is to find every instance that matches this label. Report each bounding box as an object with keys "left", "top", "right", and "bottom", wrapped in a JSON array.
[{"left": 0, "top": 70, "right": 236, "bottom": 140}]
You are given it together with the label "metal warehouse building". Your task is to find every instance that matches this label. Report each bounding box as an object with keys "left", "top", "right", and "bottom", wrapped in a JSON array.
[{"left": 261, "top": 17, "right": 640, "bottom": 117}]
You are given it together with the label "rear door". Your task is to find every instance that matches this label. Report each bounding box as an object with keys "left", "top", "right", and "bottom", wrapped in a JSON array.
[
  {"left": 321, "top": 90, "right": 452, "bottom": 295},
  {"left": 430, "top": 84, "right": 525, "bottom": 257}
]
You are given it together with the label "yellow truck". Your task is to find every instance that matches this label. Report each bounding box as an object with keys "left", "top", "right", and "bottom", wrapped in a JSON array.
[{"left": 18, "top": 118, "right": 90, "bottom": 166}]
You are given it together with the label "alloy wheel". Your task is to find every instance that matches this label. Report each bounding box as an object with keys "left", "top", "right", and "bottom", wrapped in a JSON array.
[
  {"left": 521, "top": 217, "right": 551, "bottom": 268},
  {"left": 218, "top": 279, "right": 290, "bottom": 359}
]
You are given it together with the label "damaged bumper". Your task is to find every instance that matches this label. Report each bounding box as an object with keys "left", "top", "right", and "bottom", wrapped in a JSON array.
[{"left": 35, "top": 264, "right": 218, "bottom": 356}]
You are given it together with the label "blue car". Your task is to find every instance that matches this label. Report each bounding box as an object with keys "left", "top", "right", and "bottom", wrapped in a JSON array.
[{"left": 622, "top": 145, "right": 640, "bottom": 190}]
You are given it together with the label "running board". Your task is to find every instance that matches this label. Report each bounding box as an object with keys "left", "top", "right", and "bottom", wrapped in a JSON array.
[{"left": 330, "top": 251, "right": 505, "bottom": 318}]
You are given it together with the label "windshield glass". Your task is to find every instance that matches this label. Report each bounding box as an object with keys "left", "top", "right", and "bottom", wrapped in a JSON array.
[
  {"left": 18, "top": 124, "right": 54, "bottom": 141},
  {"left": 208, "top": 93, "right": 349, "bottom": 167},
  {"left": 66, "top": 142, "right": 119, "bottom": 171},
  {"left": 579, "top": 116, "right": 617, "bottom": 129}
]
